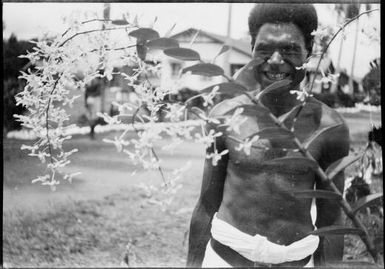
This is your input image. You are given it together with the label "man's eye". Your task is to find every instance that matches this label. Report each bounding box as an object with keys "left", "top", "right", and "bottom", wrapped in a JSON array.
[
  {"left": 256, "top": 49, "right": 272, "bottom": 55},
  {"left": 281, "top": 47, "right": 299, "bottom": 55}
]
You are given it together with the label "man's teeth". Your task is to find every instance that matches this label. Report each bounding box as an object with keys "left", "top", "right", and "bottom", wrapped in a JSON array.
[{"left": 266, "top": 72, "right": 287, "bottom": 80}]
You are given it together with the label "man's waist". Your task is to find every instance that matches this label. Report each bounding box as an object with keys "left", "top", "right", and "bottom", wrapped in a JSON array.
[
  {"left": 210, "top": 213, "right": 320, "bottom": 265},
  {"left": 210, "top": 237, "right": 312, "bottom": 267},
  {"left": 217, "top": 206, "right": 314, "bottom": 242}
]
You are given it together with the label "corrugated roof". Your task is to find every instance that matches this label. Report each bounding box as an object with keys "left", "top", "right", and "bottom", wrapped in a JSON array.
[{"left": 171, "top": 27, "right": 252, "bottom": 57}]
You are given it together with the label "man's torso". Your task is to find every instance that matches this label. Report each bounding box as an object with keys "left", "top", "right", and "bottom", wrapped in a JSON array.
[{"left": 210, "top": 93, "right": 346, "bottom": 265}]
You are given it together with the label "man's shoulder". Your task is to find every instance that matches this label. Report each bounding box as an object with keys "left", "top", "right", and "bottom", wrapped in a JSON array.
[
  {"left": 308, "top": 97, "right": 348, "bottom": 129},
  {"left": 209, "top": 94, "right": 252, "bottom": 117}
]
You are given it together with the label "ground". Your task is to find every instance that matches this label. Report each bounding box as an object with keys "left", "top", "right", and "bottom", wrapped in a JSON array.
[{"left": 2, "top": 110, "right": 382, "bottom": 267}]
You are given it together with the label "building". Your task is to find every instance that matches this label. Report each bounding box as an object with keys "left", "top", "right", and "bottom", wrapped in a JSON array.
[{"left": 160, "top": 27, "right": 252, "bottom": 91}]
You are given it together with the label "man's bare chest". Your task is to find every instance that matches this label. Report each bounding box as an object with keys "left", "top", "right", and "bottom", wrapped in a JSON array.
[{"left": 223, "top": 111, "right": 322, "bottom": 174}]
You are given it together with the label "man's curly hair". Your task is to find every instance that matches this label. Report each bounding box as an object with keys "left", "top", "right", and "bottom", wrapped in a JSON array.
[{"left": 248, "top": 4, "right": 318, "bottom": 54}]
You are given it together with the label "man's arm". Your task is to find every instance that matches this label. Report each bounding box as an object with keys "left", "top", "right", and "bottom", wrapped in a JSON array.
[
  {"left": 313, "top": 122, "right": 350, "bottom": 265},
  {"left": 186, "top": 129, "right": 228, "bottom": 267}
]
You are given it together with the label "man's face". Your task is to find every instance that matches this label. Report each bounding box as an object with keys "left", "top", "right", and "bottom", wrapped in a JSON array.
[{"left": 252, "top": 23, "right": 308, "bottom": 89}]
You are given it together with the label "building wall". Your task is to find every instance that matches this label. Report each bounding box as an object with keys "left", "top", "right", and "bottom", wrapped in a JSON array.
[{"left": 159, "top": 42, "right": 251, "bottom": 91}]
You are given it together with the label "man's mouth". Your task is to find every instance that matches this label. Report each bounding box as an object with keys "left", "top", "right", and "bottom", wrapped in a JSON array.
[{"left": 264, "top": 71, "right": 290, "bottom": 81}]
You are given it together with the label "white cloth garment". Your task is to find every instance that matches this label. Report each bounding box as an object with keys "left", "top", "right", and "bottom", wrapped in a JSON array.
[
  {"left": 202, "top": 240, "right": 232, "bottom": 268},
  {"left": 202, "top": 240, "right": 315, "bottom": 268},
  {"left": 205, "top": 213, "right": 319, "bottom": 265}
]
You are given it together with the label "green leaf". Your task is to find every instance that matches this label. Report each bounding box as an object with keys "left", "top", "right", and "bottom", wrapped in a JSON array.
[
  {"left": 292, "top": 190, "right": 342, "bottom": 200},
  {"left": 224, "top": 104, "right": 270, "bottom": 118},
  {"left": 136, "top": 44, "right": 147, "bottom": 61},
  {"left": 258, "top": 79, "right": 292, "bottom": 103},
  {"left": 214, "top": 45, "right": 230, "bottom": 60},
  {"left": 309, "top": 226, "right": 365, "bottom": 236},
  {"left": 184, "top": 94, "right": 204, "bottom": 107},
  {"left": 182, "top": 63, "right": 224, "bottom": 77},
  {"left": 240, "top": 58, "right": 264, "bottom": 72},
  {"left": 304, "top": 123, "right": 343, "bottom": 149},
  {"left": 326, "top": 153, "right": 364, "bottom": 180},
  {"left": 280, "top": 104, "right": 303, "bottom": 124},
  {"left": 374, "top": 234, "right": 383, "bottom": 253},
  {"left": 146, "top": 38, "right": 179, "bottom": 50},
  {"left": 279, "top": 102, "right": 322, "bottom": 124},
  {"left": 164, "top": 48, "right": 200, "bottom": 61},
  {"left": 111, "top": 19, "right": 130, "bottom": 25},
  {"left": 233, "top": 58, "right": 264, "bottom": 91},
  {"left": 129, "top": 28, "right": 159, "bottom": 42},
  {"left": 189, "top": 29, "right": 200, "bottom": 47},
  {"left": 351, "top": 193, "right": 383, "bottom": 215},
  {"left": 164, "top": 23, "right": 177, "bottom": 37},
  {"left": 265, "top": 157, "right": 318, "bottom": 171},
  {"left": 190, "top": 106, "right": 206, "bottom": 117},
  {"left": 247, "top": 127, "right": 294, "bottom": 140},
  {"left": 200, "top": 82, "right": 247, "bottom": 96}
]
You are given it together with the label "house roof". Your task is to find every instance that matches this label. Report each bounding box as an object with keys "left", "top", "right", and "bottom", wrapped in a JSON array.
[{"left": 171, "top": 28, "right": 252, "bottom": 57}]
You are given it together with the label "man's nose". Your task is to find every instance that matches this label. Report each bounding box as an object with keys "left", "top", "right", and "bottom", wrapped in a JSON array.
[{"left": 267, "top": 51, "right": 284, "bottom": 64}]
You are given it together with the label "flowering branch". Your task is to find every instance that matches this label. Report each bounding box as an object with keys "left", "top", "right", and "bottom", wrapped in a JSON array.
[{"left": 309, "top": 8, "right": 379, "bottom": 93}]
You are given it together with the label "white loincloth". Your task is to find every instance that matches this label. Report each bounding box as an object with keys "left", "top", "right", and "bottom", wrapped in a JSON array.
[{"left": 202, "top": 213, "right": 319, "bottom": 267}]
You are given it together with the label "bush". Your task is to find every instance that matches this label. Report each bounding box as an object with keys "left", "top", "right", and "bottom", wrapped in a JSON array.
[
  {"left": 3, "top": 34, "right": 36, "bottom": 132},
  {"left": 3, "top": 78, "right": 25, "bottom": 132},
  {"left": 336, "top": 90, "right": 355, "bottom": 107},
  {"left": 313, "top": 92, "right": 337, "bottom": 107}
]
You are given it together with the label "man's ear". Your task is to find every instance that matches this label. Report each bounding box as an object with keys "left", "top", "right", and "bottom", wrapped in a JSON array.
[{"left": 233, "top": 59, "right": 260, "bottom": 92}]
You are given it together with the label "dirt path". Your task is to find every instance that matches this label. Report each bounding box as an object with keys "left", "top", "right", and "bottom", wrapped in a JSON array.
[
  {"left": 3, "top": 134, "right": 205, "bottom": 214},
  {"left": 4, "top": 111, "right": 380, "bottom": 214}
]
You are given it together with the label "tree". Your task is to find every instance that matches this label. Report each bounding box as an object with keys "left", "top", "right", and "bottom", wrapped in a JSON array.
[
  {"left": 362, "top": 58, "right": 380, "bottom": 106},
  {"left": 3, "top": 34, "right": 36, "bottom": 132}
]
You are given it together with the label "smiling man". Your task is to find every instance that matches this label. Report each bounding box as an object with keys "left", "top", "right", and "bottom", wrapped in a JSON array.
[{"left": 187, "top": 4, "right": 350, "bottom": 268}]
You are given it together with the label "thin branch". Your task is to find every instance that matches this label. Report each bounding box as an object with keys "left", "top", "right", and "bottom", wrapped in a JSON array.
[
  {"left": 252, "top": 94, "right": 380, "bottom": 262},
  {"left": 62, "top": 18, "right": 138, "bottom": 38},
  {"left": 45, "top": 76, "right": 62, "bottom": 166},
  {"left": 309, "top": 9, "right": 379, "bottom": 93},
  {"left": 87, "top": 44, "right": 137, "bottom": 54},
  {"left": 150, "top": 147, "right": 167, "bottom": 187},
  {"left": 59, "top": 26, "right": 133, "bottom": 47},
  {"left": 131, "top": 105, "right": 167, "bottom": 186}
]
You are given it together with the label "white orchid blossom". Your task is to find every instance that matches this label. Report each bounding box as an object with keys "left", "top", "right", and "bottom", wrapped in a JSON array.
[
  {"left": 235, "top": 136, "right": 259, "bottom": 156},
  {"left": 220, "top": 107, "right": 247, "bottom": 134},
  {"left": 202, "top": 85, "right": 220, "bottom": 107},
  {"left": 289, "top": 88, "right": 312, "bottom": 102},
  {"left": 195, "top": 129, "right": 223, "bottom": 148},
  {"left": 103, "top": 136, "right": 130, "bottom": 152},
  {"left": 206, "top": 149, "right": 229, "bottom": 166},
  {"left": 315, "top": 70, "right": 340, "bottom": 85},
  {"left": 295, "top": 62, "right": 311, "bottom": 70}
]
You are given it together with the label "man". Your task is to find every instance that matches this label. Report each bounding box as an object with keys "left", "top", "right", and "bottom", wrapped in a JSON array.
[
  {"left": 85, "top": 77, "right": 102, "bottom": 139},
  {"left": 187, "top": 4, "right": 349, "bottom": 267}
]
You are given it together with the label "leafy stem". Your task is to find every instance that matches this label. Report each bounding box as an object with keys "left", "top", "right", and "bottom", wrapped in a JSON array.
[
  {"left": 45, "top": 76, "right": 62, "bottom": 166},
  {"left": 59, "top": 26, "right": 133, "bottom": 47},
  {"left": 248, "top": 91, "right": 380, "bottom": 262},
  {"left": 309, "top": 8, "right": 379, "bottom": 93}
]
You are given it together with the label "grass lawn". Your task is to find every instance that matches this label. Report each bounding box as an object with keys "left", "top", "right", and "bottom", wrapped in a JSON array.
[{"left": 3, "top": 111, "right": 382, "bottom": 267}]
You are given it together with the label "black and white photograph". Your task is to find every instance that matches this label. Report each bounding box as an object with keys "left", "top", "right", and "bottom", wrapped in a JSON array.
[{"left": 3, "top": 2, "right": 382, "bottom": 268}]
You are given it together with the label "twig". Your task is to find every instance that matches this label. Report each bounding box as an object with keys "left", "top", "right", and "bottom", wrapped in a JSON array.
[
  {"left": 131, "top": 105, "right": 167, "bottom": 186},
  {"left": 309, "top": 9, "right": 379, "bottom": 93},
  {"left": 45, "top": 76, "right": 62, "bottom": 166},
  {"left": 59, "top": 26, "right": 133, "bottom": 47},
  {"left": 248, "top": 93, "right": 380, "bottom": 262}
]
